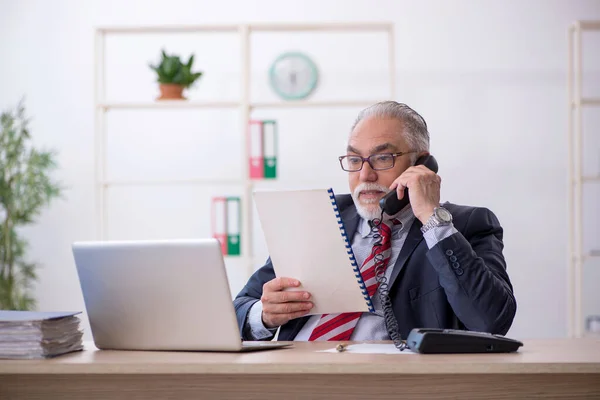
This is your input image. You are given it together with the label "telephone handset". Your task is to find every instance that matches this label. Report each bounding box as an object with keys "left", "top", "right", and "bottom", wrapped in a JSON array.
[{"left": 379, "top": 154, "right": 439, "bottom": 215}]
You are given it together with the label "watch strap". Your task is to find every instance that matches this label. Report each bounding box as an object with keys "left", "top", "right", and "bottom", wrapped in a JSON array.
[{"left": 420, "top": 207, "right": 451, "bottom": 234}]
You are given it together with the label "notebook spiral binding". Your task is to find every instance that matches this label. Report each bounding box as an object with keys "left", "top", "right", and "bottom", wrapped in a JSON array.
[{"left": 327, "top": 188, "right": 375, "bottom": 313}]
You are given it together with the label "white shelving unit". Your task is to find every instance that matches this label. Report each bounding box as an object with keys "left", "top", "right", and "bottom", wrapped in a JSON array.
[
  {"left": 567, "top": 20, "right": 600, "bottom": 338},
  {"left": 94, "top": 22, "right": 395, "bottom": 280}
]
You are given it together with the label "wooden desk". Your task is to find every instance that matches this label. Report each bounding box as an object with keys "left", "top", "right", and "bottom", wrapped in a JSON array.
[{"left": 1, "top": 339, "right": 599, "bottom": 399}]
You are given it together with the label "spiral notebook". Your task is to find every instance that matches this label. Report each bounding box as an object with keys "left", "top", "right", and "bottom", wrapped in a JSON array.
[{"left": 253, "top": 188, "right": 374, "bottom": 315}]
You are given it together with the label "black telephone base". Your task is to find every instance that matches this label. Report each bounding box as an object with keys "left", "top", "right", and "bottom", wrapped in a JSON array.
[{"left": 406, "top": 328, "right": 523, "bottom": 354}]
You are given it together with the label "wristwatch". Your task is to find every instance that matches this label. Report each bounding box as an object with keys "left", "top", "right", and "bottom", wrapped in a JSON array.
[{"left": 420, "top": 207, "right": 453, "bottom": 234}]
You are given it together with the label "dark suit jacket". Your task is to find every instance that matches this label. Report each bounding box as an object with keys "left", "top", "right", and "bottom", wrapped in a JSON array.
[{"left": 234, "top": 194, "right": 517, "bottom": 340}]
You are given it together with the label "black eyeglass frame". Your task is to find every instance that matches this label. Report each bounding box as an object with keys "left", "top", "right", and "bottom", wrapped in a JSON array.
[{"left": 338, "top": 151, "right": 417, "bottom": 172}]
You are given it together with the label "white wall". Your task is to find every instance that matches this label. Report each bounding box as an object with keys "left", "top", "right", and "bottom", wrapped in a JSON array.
[{"left": 1, "top": 0, "right": 599, "bottom": 340}]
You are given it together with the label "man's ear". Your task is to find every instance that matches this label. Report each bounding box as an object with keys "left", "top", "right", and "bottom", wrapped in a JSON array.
[{"left": 412, "top": 151, "right": 430, "bottom": 165}]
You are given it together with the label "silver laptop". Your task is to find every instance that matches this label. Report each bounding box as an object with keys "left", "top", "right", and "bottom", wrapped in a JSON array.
[{"left": 71, "top": 238, "right": 289, "bottom": 352}]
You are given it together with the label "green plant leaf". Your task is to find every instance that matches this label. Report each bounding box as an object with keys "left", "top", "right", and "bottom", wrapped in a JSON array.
[
  {"left": 0, "top": 99, "right": 61, "bottom": 311},
  {"left": 149, "top": 50, "right": 203, "bottom": 87}
]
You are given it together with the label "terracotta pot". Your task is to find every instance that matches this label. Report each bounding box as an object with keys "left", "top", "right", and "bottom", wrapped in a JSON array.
[{"left": 158, "top": 83, "right": 186, "bottom": 100}]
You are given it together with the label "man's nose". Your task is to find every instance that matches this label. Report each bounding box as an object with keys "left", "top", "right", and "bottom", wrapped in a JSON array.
[{"left": 359, "top": 161, "right": 377, "bottom": 182}]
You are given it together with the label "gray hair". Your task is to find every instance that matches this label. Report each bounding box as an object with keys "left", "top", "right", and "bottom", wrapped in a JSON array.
[{"left": 350, "top": 101, "right": 430, "bottom": 161}]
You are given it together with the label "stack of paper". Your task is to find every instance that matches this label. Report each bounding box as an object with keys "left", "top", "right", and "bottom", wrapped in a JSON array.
[{"left": 0, "top": 310, "right": 83, "bottom": 359}]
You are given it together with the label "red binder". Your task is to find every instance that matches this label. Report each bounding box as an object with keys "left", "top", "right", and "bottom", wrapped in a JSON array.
[
  {"left": 248, "top": 120, "right": 264, "bottom": 179},
  {"left": 211, "top": 196, "right": 228, "bottom": 255}
]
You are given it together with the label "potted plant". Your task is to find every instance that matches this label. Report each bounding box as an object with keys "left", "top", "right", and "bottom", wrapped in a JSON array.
[
  {"left": 149, "top": 50, "right": 203, "bottom": 100},
  {"left": 0, "top": 99, "right": 62, "bottom": 310}
]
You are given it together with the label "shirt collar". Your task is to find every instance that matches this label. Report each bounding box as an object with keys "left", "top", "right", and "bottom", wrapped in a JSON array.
[{"left": 357, "top": 204, "right": 415, "bottom": 239}]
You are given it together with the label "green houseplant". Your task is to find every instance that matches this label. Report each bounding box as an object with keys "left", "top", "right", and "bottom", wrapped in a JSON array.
[
  {"left": 0, "top": 99, "right": 62, "bottom": 310},
  {"left": 149, "top": 50, "right": 203, "bottom": 100}
]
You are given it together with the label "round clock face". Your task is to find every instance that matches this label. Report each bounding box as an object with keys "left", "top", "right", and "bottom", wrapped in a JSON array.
[{"left": 269, "top": 52, "right": 318, "bottom": 100}]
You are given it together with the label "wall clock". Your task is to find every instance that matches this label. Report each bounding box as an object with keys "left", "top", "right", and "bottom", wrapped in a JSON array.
[{"left": 269, "top": 52, "right": 319, "bottom": 100}]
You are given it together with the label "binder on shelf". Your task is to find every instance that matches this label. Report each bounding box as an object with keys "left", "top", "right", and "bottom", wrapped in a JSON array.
[
  {"left": 211, "top": 197, "right": 228, "bottom": 255},
  {"left": 226, "top": 197, "right": 241, "bottom": 256},
  {"left": 262, "top": 120, "right": 278, "bottom": 179},
  {"left": 247, "top": 119, "right": 278, "bottom": 180},
  {"left": 211, "top": 196, "right": 241, "bottom": 256},
  {"left": 253, "top": 187, "right": 373, "bottom": 315},
  {"left": 248, "top": 120, "right": 264, "bottom": 179}
]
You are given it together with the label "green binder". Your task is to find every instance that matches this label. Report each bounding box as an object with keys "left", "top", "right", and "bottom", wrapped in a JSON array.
[
  {"left": 262, "top": 120, "right": 277, "bottom": 179},
  {"left": 226, "top": 197, "right": 241, "bottom": 256}
]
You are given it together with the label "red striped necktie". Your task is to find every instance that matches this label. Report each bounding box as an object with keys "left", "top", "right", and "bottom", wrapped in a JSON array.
[{"left": 308, "top": 220, "right": 393, "bottom": 341}]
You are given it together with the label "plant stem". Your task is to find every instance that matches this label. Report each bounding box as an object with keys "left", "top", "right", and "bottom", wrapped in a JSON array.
[
  {"left": 2, "top": 174, "right": 14, "bottom": 304},
  {"left": 4, "top": 213, "right": 12, "bottom": 278},
  {"left": 1, "top": 209, "right": 13, "bottom": 308}
]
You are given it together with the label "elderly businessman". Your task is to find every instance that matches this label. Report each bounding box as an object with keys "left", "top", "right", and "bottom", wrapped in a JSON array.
[{"left": 234, "top": 101, "right": 516, "bottom": 342}]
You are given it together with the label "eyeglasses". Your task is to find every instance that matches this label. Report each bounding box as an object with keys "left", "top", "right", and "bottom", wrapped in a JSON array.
[{"left": 338, "top": 151, "right": 417, "bottom": 172}]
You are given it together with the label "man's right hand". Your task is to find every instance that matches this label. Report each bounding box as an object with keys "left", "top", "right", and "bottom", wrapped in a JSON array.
[{"left": 261, "top": 277, "right": 313, "bottom": 329}]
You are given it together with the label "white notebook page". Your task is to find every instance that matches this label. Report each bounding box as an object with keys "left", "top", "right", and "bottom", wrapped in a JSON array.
[{"left": 253, "top": 188, "right": 370, "bottom": 315}]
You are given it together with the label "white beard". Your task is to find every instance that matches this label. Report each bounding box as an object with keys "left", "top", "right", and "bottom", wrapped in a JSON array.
[{"left": 351, "top": 182, "right": 391, "bottom": 221}]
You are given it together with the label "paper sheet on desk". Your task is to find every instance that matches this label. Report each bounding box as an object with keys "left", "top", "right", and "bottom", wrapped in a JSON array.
[{"left": 319, "top": 344, "right": 416, "bottom": 354}]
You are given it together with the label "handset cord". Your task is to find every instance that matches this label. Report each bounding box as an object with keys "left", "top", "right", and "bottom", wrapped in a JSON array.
[{"left": 370, "top": 210, "right": 407, "bottom": 351}]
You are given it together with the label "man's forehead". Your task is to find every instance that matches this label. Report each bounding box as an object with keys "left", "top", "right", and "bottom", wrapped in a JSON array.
[
  {"left": 350, "top": 117, "right": 404, "bottom": 140},
  {"left": 348, "top": 129, "right": 406, "bottom": 151}
]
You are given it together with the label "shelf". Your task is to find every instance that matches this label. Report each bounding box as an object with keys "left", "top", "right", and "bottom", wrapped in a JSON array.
[
  {"left": 102, "top": 179, "right": 339, "bottom": 189},
  {"left": 250, "top": 100, "right": 383, "bottom": 109},
  {"left": 99, "top": 25, "right": 240, "bottom": 34},
  {"left": 571, "top": 99, "right": 600, "bottom": 107},
  {"left": 93, "top": 22, "right": 395, "bottom": 281},
  {"left": 249, "top": 22, "right": 393, "bottom": 32},
  {"left": 567, "top": 19, "right": 600, "bottom": 339},
  {"left": 571, "top": 176, "right": 600, "bottom": 184},
  {"left": 97, "top": 101, "right": 239, "bottom": 110},
  {"left": 98, "top": 22, "right": 393, "bottom": 34},
  {"left": 574, "top": 251, "right": 600, "bottom": 262},
  {"left": 96, "top": 100, "right": 383, "bottom": 110},
  {"left": 101, "top": 178, "right": 247, "bottom": 187}
]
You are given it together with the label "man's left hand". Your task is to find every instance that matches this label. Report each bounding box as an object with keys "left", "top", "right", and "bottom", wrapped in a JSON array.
[{"left": 390, "top": 165, "right": 441, "bottom": 224}]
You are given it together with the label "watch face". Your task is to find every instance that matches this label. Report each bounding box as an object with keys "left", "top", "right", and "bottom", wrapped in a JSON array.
[{"left": 436, "top": 207, "right": 452, "bottom": 222}]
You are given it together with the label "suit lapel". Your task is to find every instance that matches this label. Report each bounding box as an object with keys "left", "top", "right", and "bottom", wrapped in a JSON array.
[
  {"left": 388, "top": 218, "right": 424, "bottom": 287},
  {"left": 340, "top": 203, "right": 361, "bottom": 239}
]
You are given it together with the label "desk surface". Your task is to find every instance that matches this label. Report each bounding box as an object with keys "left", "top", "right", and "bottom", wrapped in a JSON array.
[{"left": 1, "top": 338, "right": 600, "bottom": 375}]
